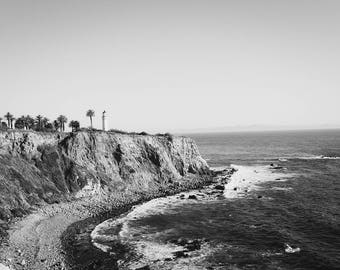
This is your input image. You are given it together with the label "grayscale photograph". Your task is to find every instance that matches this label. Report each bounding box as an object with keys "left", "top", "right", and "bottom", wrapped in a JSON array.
[{"left": 0, "top": 1, "right": 339, "bottom": 269}]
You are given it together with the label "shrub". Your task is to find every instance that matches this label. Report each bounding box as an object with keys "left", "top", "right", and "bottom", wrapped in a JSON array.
[{"left": 108, "top": 129, "right": 129, "bottom": 134}]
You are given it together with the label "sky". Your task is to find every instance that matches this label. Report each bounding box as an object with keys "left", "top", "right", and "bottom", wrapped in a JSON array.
[{"left": 1, "top": 0, "right": 340, "bottom": 133}]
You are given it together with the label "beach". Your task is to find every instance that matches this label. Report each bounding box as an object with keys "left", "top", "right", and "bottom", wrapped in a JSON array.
[{"left": 0, "top": 176, "right": 213, "bottom": 270}]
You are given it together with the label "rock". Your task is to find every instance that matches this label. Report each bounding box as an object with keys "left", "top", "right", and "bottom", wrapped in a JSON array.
[
  {"left": 171, "top": 237, "right": 188, "bottom": 246},
  {"left": 270, "top": 163, "right": 283, "bottom": 169},
  {"left": 185, "top": 239, "right": 201, "bottom": 251},
  {"left": 21, "top": 259, "right": 26, "bottom": 266},
  {"left": 188, "top": 195, "right": 198, "bottom": 200},
  {"left": 214, "top": 185, "right": 225, "bottom": 191},
  {"left": 135, "top": 266, "right": 150, "bottom": 270},
  {"left": 173, "top": 251, "right": 188, "bottom": 258}
]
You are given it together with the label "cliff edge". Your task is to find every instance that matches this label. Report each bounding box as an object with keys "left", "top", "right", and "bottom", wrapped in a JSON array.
[{"left": 0, "top": 131, "right": 210, "bottom": 222}]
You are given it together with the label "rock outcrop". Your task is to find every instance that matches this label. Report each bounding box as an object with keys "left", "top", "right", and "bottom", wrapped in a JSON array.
[{"left": 0, "top": 131, "right": 210, "bottom": 221}]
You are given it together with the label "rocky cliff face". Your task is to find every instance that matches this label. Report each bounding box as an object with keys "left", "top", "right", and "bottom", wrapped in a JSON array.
[{"left": 0, "top": 131, "right": 210, "bottom": 221}]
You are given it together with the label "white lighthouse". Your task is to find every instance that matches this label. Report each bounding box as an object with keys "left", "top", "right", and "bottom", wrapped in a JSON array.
[{"left": 102, "top": 110, "right": 107, "bottom": 131}]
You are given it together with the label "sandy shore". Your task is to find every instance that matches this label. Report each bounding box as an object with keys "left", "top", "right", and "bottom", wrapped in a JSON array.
[{"left": 0, "top": 176, "right": 213, "bottom": 270}]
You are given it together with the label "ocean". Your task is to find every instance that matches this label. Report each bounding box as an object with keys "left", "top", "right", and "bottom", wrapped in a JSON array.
[{"left": 91, "top": 129, "right": 340, "bottom": 269}]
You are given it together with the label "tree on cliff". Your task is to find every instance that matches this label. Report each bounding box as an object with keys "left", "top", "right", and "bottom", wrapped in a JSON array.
[
  {"left": 69, "top": 120, "right": 80, "bottom": 132},
  {"left": 15, "top": 116, "right": 25, "bottom": 129},
  {"left": 42, "top": 117, "right": 50, "bottom": 128},
  {"left": 57, "top": 115, "right": 68, "bottom": 132},
  {"left": 10, "top": 116, "right": 15, "bottom": 129},
  {"left": 53, "top": 120, "right": 60, "bottom": 131},
  {"left": 24, "top": 115, "right": 35, "bottom": 130},
  {"left": 4, "top": 112, "right": 13, "bottom": 128},
  {"left": 86, "top": 109, "right": 95, "bottom": 129},
  {"left": 35, "top": 115, "right": 43, "bottom": 130}
]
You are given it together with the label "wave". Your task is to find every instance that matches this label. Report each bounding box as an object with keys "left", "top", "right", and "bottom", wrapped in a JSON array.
[
  {"left": 90, "top": 194, "right": 197, "bottom": 254},
  {"left": 295, "top": 155, "right": 340, "bottom": 160},
  {"left": 223, "top": 164, "right": 295, "bottom": 199},
  {"left": 276, "top": 155, "right": 340, "bottom": 161}
]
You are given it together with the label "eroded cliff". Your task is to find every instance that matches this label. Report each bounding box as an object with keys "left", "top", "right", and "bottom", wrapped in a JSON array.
[{"left": 0, "top": 131, "right": 210, "bottom": 221}]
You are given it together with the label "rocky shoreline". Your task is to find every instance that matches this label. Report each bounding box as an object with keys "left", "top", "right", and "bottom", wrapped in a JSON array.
[
  {"left": 0, "top": 175, "right": 215, "bottom": 270},
  {"left": 63, "top": 168, "right": 235, "bottom": 270}
]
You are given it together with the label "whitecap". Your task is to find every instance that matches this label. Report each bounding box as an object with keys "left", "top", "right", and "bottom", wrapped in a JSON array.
[
  {"left": 284, "top": 244, "right": 301, "bottom": 253},
  {"left": 223, "top": 164, "right": 294, "bottom": 199}
]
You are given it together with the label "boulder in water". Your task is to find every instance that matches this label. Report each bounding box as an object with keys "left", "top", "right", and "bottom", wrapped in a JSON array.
[
  {"left": 173, "top": 250, "right": 188, "bottom": 258},
  {"left": 185, "top": 239, "right": 201, "bottom": 251},
  {"left": 214, "top": 185, "right": 225, "bottom": 191},
  {"left": 135, "top": 266, "right": 151, "bottom": 270}
]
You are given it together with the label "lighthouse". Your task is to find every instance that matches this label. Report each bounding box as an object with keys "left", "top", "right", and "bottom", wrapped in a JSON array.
[{"left": 102, "top": 110, "right": 107, "bottom": 131}]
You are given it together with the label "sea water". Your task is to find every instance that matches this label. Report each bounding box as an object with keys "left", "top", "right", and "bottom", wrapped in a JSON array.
[{"left": 91, "top": 130, "right": 340, "bottom": 269}]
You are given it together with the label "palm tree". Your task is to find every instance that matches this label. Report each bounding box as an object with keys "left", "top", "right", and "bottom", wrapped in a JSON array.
[
  {"left": 4, "top": 112, "right": 13, "bottom": 128},
  {"left": 42, "top": 117, "right": 49, "bottom": 129},
  {"left": 57, "top": 115, "right": 68, "bottom": 132},
  {"left": 10, "top": 117, "right": 15, "bottom": 129},
  {"left": 14, "top": 116, "right": 25, "bottom": 129},
  {"left": 24, "top": 115, "right": 34, "bottom": 130},
  {"left": 86, "top": 110, "right": 95, "bottom": 129},
  {"left": 69, "top": 120, "right": 80, "bottom": 132},
  {"left": 53, "top": 120, "right": 60, "bottom": 131},
  {"left": 36, "top": 115, "right": 43, "bottom": 130}
]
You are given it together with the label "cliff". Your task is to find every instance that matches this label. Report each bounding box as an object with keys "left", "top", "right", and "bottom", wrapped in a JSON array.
[{"left": 0, "top": 131, "right": 210, "bottom": 221}]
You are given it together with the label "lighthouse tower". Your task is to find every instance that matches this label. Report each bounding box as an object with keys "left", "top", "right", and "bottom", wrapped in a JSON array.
[{"left": 102, "top": 110, "right": 107, "bottom": 131}]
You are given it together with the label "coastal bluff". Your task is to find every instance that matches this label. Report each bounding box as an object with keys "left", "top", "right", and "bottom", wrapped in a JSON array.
[{"left": 0, "top": 131, "right": 210, "bottom": 222}]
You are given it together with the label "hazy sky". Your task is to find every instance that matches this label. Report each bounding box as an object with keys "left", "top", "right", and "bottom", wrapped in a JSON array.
[{"left": 1, "top": 0, "right": 339, "bottom": 132}]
